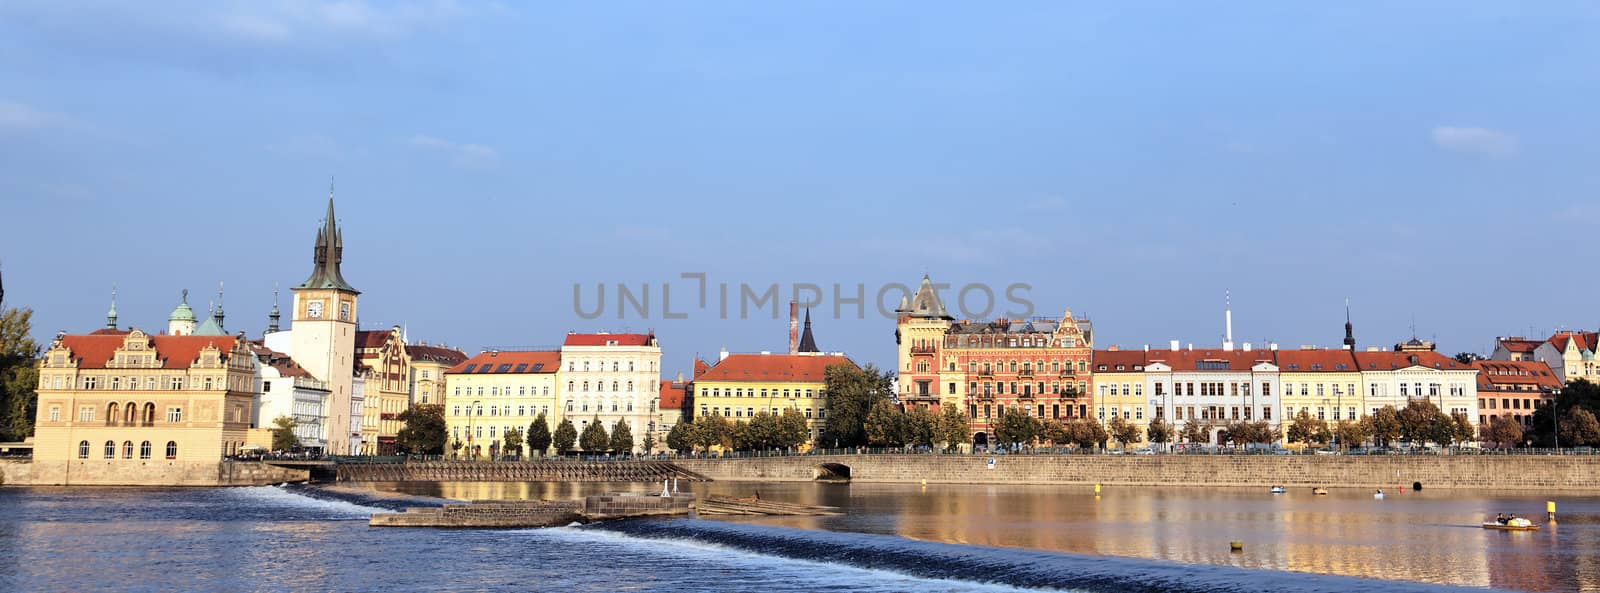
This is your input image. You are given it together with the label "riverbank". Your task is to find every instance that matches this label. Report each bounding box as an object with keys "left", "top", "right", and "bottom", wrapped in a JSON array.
[
  {"left": 673, "top": 453, "right": 1600, "bottom": 490},
  {"left": 0, "top": 459, "right": 309, "bottom": 486}
]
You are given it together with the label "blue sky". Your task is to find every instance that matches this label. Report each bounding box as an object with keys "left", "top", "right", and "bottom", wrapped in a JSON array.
[{"left": 2, "top": 2, "right": 1597, "bottom": 375}]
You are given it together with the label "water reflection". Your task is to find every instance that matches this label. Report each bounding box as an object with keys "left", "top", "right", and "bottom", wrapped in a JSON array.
[{"left": 357, "top": 481, "right": 1600, "bottom": 592}]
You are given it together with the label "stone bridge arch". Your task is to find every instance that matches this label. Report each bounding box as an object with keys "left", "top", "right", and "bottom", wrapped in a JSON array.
[{"left": 814, "top": 462, "right": 852, "bottom": 481}]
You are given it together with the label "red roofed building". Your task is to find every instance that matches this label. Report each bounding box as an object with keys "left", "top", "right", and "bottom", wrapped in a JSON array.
[
  {"left": 656, "top": 377, "right": 691, "bottom": 449},
  {"left": 33, "top": 328, "right": 260, "bottom": 484},
  {"left": 558, "top": 331, "right": 661, "bottom": 454},
  {"left": 693, "top": 352, "right": 858, "bottom": 446},
  {"left": 1353, "top": 349, "right": 1479, "bottom": 429},
  {"left": 1144, "top": 345, "right": 1281, "bottom": 444},
  {"left": 443, "top": 350, "right": 561, "bottom": 458},
  {"left": 1472, "top": 360, "right": 1560, "bottom": 436}
]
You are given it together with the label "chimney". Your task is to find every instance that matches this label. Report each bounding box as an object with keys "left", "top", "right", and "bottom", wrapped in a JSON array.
[
  {"left": 1170, "top": 340, "right": 1180, "bottom": 351},
  {"left": 719, "top": 347, "right": 729, "bottom": 362},
  {"left": 1187, "top": 343, "right": 1193, "bottom": 351},
  {"left": 1243, "top": 342, "right": 1252, "bottom": 351},
  {"left": 788, "top": 301, "right": 799, "bottom": 355},
  {"left": 676, "top": 372, "right": 684, "bottom": 382},
  {"left": 1143, "top": 344, "right": 1149, "bottom": 352},
  {"left": 1107, "top": 345, "right": 1120, "bottom": 351},
  {"left": 1269, "top": 342, "right": 1278, "bottom": 351}
]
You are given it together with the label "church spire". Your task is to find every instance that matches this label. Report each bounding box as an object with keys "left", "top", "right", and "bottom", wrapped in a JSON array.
[
  {"left": 1343, "top": 298, "right": 1356, "bottom": 350},
  {"left": 294, "top": 184, "right": 360, "bottom": 294},
  {"left": 106, "top": 285, "right": 118, "bottom": 329},
  {"left": 798, "top": 308, "right": 820, "bottom": 353},
  {"left": 215, "top": 281, "right": 225, "bottom": 331},
  {"left": 267, "top": 283, "right": 281, "bottom": 333}
]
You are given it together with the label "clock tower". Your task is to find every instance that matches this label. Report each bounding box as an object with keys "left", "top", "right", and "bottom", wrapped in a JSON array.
[{"left": 291, "top": 191, "right": 361, "bottom": 454}]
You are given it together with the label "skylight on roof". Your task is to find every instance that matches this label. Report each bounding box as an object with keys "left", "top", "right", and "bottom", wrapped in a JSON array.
[
  {"left": 514, "top": 363, "right": 528, "bottom": 373},
  {"left": 463, "top": 364, "right": 477, "bottom": 373},
  {"left": 495, "top": 364, "right": 512, "bottom": 373}
]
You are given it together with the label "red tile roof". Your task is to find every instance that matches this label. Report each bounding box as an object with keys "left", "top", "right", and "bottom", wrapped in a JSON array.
[
  {"left": 693, "top": 358, "right": 711, "bottom": 378},
  {"left": 659, "top": 380, "right": 688, "bottom": 409},
  {"left": 1144, "top": 349, "right": 1275, "bottom": 371},
  {"left": 446, "top": 351, "right": 560, "bottom": 374},
  {"left": 1351, "top": 350, "right": 1468, "bottom": 371},
  {"left": 1092, "top": 349, "right": 1148, "bottom": 371},
  {"left": 1497, "top": 338, "right": 1542, "bottom": 353},
  {"left": 563, "top": 333, "right": 653, "bottom": 347},
  {"left": 1274, "top": 349, "right": 1358, "bottom": 372},
  {"left": 1471, "top": 360, "right": 1561, "bottom": 391},
  {"left": 409, "top": 345, "right": 468, "bottom": 365},
  {"left": 1548, "top": 331, "right": 1597, "bottom": 353},
  {"left": 357, "top": 330, "right": 392, "bottom": 350},
  {"left": 60, "top": 333, "right": 239, "bottom": 369},
  {"left": 695, "top": 353, "right": 855, "bottom": 383}
]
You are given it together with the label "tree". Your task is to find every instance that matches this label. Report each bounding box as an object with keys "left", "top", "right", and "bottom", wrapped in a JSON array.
[
  {"left": 580, "top": 416, "right": 610, "bottom": 452},
  {"left": 1146, "top": 417, "right": 1174, "bottom": 446},
  {"left": 553, "top": 418, "right": 578, "bottom": 453},
  {"left": 641, "top": 431, "right": 657, "bottom": 455},
  {"left": 994, "top": 407, "right": 1040, "bottom": 448},
  {"left": 395, "top": 404, "right": 447, "bottom": 455},
  {"left": 666, "top": 421, "right": 693, "bottom": 453},
  {"left": 1560, "top": 408, "right": 1600, "bottom": 447},
  {"left": 864, "top": 400, "right": 906, "bottom": 447},
  {"left": 1485, "top": 416, "right": 1523, "bottom": 448},
  {"left": 743, "top": 411, "right": 781, "bottom": 451},
  {"left": 270, "top": 415, "right": 299, "bottom": 452},
  {"left": 1107, "top": 416, "right": 1141, "bottom": 449},
  {"left": 1529, "top": 379, "right": 1600, "bottom": 447},
  {"left": 609, "top": 418, "right": 634, "bottom": 455},
  {"left": 1450, "top": 412, "right": 1476, "bottom": 445},
  {"left": 777, "top": 407, "right": 810, "bottom": 449},
  {"left": 527, "top": 412, "right": 552, "bottom": 457},
  {"left": 819, "top": 363, "right": 893, "bottom": 448},
  {"left": 904, "top": 406, "right": 936, "bottom": 449},
  {"left": 694, "top": 412, "right": 733, "bottom": 451},
  {"left": 450, "top": 439, "right": 463, "bottom": 458},
  {"left": 1042, "top": 419, "right": 1068, "bottom": 447},
  {"left": 934, "top": 406, "right": 971, "bottom": 451},
  {"left": 1333, "top": 419, "right": 1368, "bottom": 449},
  {"left": 1286, "top": 410, "right": 1327, "bottom": 446},
  {"left": 501, "top": 427, "right": 524, "bottom": 459},
  {"left": 1398, "top": 400, "right": 1453, "bottom": 446},
  {"left": 1228, "top": 420, "right": 1278, "bottom": 446},
  {"left": 1453, "top": 352, "right": 1484, "bottom": 365},
  {"left": 1366, "top": 405, "right": 1402, "bottom": 447},
  {"left": 1180, "top": 419, "right": 1212, "bottom": 445},
  {"left": 0, "top": 308, "right": 40, "bottom": 442},
  {"left": 1067, "top": 417, "right": 1109, "bottom": 449}
]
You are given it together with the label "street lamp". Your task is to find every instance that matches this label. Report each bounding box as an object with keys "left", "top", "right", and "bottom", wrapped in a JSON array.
[
  {"left": 468, "top": 400, "right": 481, "bottom": 460},
  {"left": 1552, "top": 388, "right": 1561, "bottom": 450}
]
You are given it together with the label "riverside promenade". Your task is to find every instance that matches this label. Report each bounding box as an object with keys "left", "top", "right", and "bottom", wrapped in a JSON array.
[{"left": 672, "top": 453, "right": 1600, "bottom": 490}]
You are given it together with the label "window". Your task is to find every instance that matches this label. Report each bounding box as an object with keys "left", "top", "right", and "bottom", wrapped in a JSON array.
[
  {"left": 139, "top": 441, "right": 152, "bottom": 459},
  {"left": 49, "top": 406, "right": 60, "bottom": 422},
  {"left": 104, "top": 440, "right": 116, "bottom": 459},
  {"left": 167, "top": 408, "right": 182, "bottom": 423},
  {"left": 123, "top": 441, "right": 134, "bottom": 459},
  {"left": 78, "top": 440, "right": 90, "bottom": 459},
  {"left": 166, "top": 441, "right": 177, "bottom": 459},
  {"left": 79, "top": 407, "right": 95, "bottom": 422}
]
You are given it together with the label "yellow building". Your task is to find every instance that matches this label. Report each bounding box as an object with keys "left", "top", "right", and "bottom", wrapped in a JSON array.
[
  {"left": 692, "top": 352, "right": 855, "bottom": 446},
  {"left": 32, "top": 328, "right": 257, "bottom": 484},
  {"left": 1091, "top": 348, "right": 1149, "bottom": 446},
  {"left": 356, "top": 326, "right": 411, "bottom": 455},
  {"left": 407, "top": 343, "right": 466, "bottom": 405},
  {"left": 1276, "top": 348, "right": 1363, "bottom": 446},
  {"left": 444, "top": 350, "right": 561, "bottom": 458}
]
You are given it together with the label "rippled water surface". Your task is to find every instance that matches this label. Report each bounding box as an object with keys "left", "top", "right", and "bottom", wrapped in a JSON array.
[{"left": 1, "top": 481, "right": 1594, "bottom": 592}]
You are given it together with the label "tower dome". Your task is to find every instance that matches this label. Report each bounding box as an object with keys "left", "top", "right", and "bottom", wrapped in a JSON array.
[{"left": 168, "top": 289, "right": 197, "bottom": 336}]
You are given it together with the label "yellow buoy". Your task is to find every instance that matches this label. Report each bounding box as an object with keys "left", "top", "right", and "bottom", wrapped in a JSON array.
[
  {"left": 1230, "top": 541, "right": 1244, "bottom": 552},
  {"left": 1548, "top": 500, "right": 1557, "bottom": 522},
  {"left": 1094, "top": 483, "right": 1101, "bottom": 494},
  {"left": 921, "top": 479, "right": 927, "bottom": 485}
]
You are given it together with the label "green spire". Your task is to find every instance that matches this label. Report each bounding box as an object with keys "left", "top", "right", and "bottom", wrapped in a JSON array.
[
  {"left": 169, "top": 289, "right": 196, "bottom": 322},
  {"left": 106, "top": 285, "right": 118, "bottom": 329}
]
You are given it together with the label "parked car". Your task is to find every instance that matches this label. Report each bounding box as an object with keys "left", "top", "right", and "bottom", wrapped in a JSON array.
[{"left": 1132, "top": 447, "right": 1156, "bottom": 455}]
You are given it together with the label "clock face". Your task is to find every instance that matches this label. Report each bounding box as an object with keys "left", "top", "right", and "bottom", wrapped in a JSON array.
[{"left": 307, "top": 301, "right": 324, "bottom": 318}]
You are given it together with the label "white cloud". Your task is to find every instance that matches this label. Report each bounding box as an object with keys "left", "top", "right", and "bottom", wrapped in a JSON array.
[
  {"left": 408, "top": 134, "right": 499, "bottom": 169},
  {"left": 1432, "top": 126, "right": 1518, "bottom": 158},
  {"left": 0, "top": 99, "right": 66, "bottom": 130}
]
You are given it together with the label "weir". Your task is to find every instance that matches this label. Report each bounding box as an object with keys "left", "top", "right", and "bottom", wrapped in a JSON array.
[{"left": 335, "top": 460, "right": 712, "bottom": 483}]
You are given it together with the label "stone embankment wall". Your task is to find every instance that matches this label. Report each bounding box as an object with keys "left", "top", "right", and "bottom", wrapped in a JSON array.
[
  {"left": 371, "top": 501, "right": 584, "bottom": 527},
  {"left": 674, "top": 454, "right": 1600, "bottom": 490},
  {"left": 1, "top": 459, "right": 308, "bottom": 487}
]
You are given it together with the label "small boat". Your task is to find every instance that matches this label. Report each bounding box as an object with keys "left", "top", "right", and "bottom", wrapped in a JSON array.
[
  {"left": 1312, "top": 488, "right": 1329, "bottom": 496},
  {"left": 1483, "top": 519, "right": 1539, "bottom": 531},
  {"left": 1270, "top": 486, "right": 1286, "bottom": 494},
  {"left": 1374, "top": 491, "right": 1385, "bottom": 500}
]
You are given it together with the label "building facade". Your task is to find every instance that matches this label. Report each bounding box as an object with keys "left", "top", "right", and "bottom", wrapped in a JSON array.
[
  {"left": 656, "top": 376, "right": 690, "bottom": 452},
  {"left": 408, "top": 343, "right": 467, "bottom": 405},
  {"left": 1276, "top": 348, "right": 1363, "bottom": 438},
  {"left": 32, "top": 329, "right": 258, "bottom": 481},
  {"left": 280, "top": 197, "right": 362, "bottom": 455},
  {"left": 1091, "top": 348, "right": 1150, "bottom": 446},
  {"left": 1144, "top": 346, "right": 1281, "bottom": 444},
  {"left": 356, "top": 326, "right": 411, "bottom": 455},
  {"left": 1472, "top": 359, "right": 1560, "bottom": 436},
  {"left": 894, "top": 275, "right": 1094, "bottom": 446},
  {"left": 557, "top": 332, "right": 661, "bottom": 453},
  {"left": 692, "top": 352, "right": 853, "bottom": 446},
  {"left": 1354, "top": 349, "right": 1479, "bottom": 426},
  {"left": 444, "top": 350, "right": 560, "bottom": 458},
  {"left": 246, "top": 342, "right": 329, "bottom": 452}
]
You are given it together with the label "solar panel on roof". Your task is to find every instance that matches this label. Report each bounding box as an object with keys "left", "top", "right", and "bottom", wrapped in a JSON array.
[
  {"left": 514, "top": 363, "right": 528, "bottom": 373},
  {"left": 531, "top": 363, "right": 544, "bottom": 372},
  {"left": 478, "top": 365, "right": 493, "bottom": 373},
  {"left": 463, "top": 364, "right": 477, "bottom": 373},
  {"left": 496, "top": 364, "right": 512, "bottom": 373}
]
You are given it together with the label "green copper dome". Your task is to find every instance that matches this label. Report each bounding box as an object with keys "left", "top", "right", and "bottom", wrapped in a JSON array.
[{"left": 169, "top": 289, "right": 196, "bottom": 322}]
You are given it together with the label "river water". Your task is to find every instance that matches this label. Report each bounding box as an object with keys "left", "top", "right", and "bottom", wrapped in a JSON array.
[{"left": 1, "top": 481, "right": 1594, "bottom": 592}]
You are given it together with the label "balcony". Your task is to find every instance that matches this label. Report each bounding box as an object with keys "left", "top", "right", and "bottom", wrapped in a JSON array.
[
  {"left": 976, "top": 370, "right": 994, "bottom": 379},
  {"left": 909, "top": 344, "right": 936, "bottom": 355},
  {"left": 1059, "top": 368, "right": 1075, "bottom": 378},
  {"left": 1017, "top": 368, "right": 1034, "bottom": 378}
]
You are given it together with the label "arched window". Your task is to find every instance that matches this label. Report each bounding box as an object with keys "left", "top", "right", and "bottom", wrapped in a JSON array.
[
  {"left": 143, "top": 402, "right": 156, "bottom": 425},
  {"left": 107, "top": 402, "right": 120, "bottom": 425},
  {"left": 122, "top": 441, "right": 134, "bottom": 459},
  {"left": 568, "top": 381, "right": 575, "bottom": 392},
  {"left": 612, "top": 362, "right": 619, "bottom": 371},
  {"left": 125, "top": 402, "right": 137, "bottom": 425},
  {"left": 104, "top": 440, "right": 115, "bottom": 459},
  {"left": 627, "top": 381, "right": 633, "bottom": 392},
  {"left": 77, "top": 440, "right": 89, "bottom": 459},
  {"left": 139, "top": 441, "right": 152, "bottom": 459},
  {"left": 611, "top": 381, "right": 619, "bottom": 392},
  {"left": 166, "top": 441, "right": 177, "bottom": 459}
]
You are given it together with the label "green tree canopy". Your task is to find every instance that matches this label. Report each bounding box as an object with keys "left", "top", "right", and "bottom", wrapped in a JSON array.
[
  {"left": 580, "top": 416, "right": 610, "bottom": 452},
  {"left": 665, "top": 421, "right": 694, "bottom": 453},
  {"left": 395, "top": 404, "right": 446, "bottom": 455},
  {"left": 864, "top": 400, "right": 906, "bottom": 447},
  {"left": 553, "top": 418, "right": 578, "bottom": 453},
  {"left": 1146, "top": 417, "right": 1174, "bottom": 445},
  {"left": 903, "top": 406, "right": 936, "bottom": 448},
  {"left": 527, "top": 412, "right": 552, "bottom": 457},
  {"left": 1486, "top": 416, "right": 1523, "bottom": 448},
  {"left": 1528, "top": 379, "right": 1600, "bottom": 447},
  {"left": 0, "top": 308, "right": 40, "bottom": 441},
  {"left": 501, "top": 427, "right": 524, "bottom": 458},
  {"left": 777, "top": 407, "right": 810, "bottom": 449},
  {"left": 1397, "top": 400, "right": 1453, "bottom": 446},
  {"left": 934, "top": 405, "right": 971, "bottom": 450},
  {"left": 694, "top": 412, "right": 733, "bottom": 451},
  {"left": 819, "top": 363, "right": 892, "bottom": 448},
  {"left": 270, "top": 415, "right": 299, "bottom": 452},
  {"left": 1333, "top": 419, "right": 1368, "bottom": 448},
  {"left": 1365, "top": 405, "right": 1402, "bottom": 447},
  {"left": 1560, "top": 408, "right": 1600, "bottom": 447},
  {"left": 609, "top": 418, "right": 634, "bottom": 454},
  {"left": 993, "top": 406, "right": 1040, "bottom": 448},
  {"left": 1107, "top": 416, "right": 1141, "bottom": 448},
  {"left": 1180, "top": 419, "right": 1212, "bottom": 445},
  {"left": 1067, "top": 417, "right": 1109, "bottom": 449},
  {"left": 1286, "top": 410, "right": 1328, "bottom": 446}
]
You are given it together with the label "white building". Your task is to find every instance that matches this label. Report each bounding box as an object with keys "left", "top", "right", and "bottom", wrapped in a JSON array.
[
  {"left": 557, "top": 332, "right": 662, "bottom": 453},
  {"left": 247, "top": 342, "right": 330, "bottom": 452},
  {"left": 1143, "top": 343, "right": 1282, "bottom": 443},
  {"left": 1355, "top": 348, "right": 1479, "bottom": 422}
]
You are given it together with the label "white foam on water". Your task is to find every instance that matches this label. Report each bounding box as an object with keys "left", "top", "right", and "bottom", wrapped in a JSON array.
[{"left": 226, "top": 485, "right": 388, "bottom": 518}]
